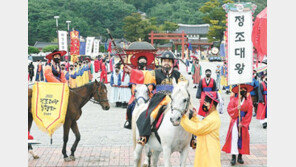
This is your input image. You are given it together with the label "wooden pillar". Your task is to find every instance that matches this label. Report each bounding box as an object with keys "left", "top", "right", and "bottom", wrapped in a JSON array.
[
  {"left": 151, "top": 31, "right": 154, "bottom": 45},
  {"left": 181, "top": 31, "right": 185, "bottom": 59}
]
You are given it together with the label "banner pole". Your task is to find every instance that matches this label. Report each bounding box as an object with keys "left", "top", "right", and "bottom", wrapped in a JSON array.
[{"left": 238, "top": 84, "right": 241, "bottom": 137}]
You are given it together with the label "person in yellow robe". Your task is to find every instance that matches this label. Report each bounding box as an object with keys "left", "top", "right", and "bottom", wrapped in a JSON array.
[
  {"left": 181, "top": 91, "right": 221, "bottom": 167},
  {"left": 75, "top": 62, "right": 83, "bottom": 87},
  {"left": 81, "top": 61, "right": 89, "bottom": 85}
]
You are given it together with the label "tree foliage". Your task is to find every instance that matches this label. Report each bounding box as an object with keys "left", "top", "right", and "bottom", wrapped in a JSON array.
[
  {"left": 199, "top": 0, "right": 234, "bottom": 43},
  {"left": 28, "top": 46, "right": 40, "bottom": 54},
  {"left": 28, "top": 0, "right": 136, "bottom": 45},
  {"left": 29, "top": 0, "right": 267, "bottom": 45},
  {"left": 42, "top": 45, "right": 59, "bottom": 52}
]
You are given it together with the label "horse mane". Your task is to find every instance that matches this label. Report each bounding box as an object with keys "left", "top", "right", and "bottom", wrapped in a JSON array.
[{"left": 171, "top": 83, "right": 190, "bottom": 99}]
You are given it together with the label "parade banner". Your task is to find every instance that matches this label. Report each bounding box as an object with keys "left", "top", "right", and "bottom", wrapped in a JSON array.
[
  {"left": 85, "top": 37, "right": 95, "bottom": 56},
  {"left": 223, "top": 3, "right": 257, "bottom": 85},
  {"left": 70, "top": 30, "right": 80, "bottom": 56},
  {"left": 93, "top": 39, "right": 100, "bottom": 55},
  {"left": 58, "top": 31, "right": 68, "bottom": 54},
  {"left": 31, "top": 82, "right": 69, "bottom": 136},
  {"left": 80, "top": 42, "right": 86, "bottom": 55}
]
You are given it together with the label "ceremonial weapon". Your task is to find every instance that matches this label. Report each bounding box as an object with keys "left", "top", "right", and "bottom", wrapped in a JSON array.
[
  {"left": 106, "top": 29, "right": 126, "bottom": 66},
  {"left": 106, "top": 28, "right": 127, "bottom": 81}
]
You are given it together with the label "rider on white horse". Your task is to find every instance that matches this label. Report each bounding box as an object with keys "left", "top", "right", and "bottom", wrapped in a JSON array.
[{"left": 124, "top": 51, "right": 187, "bottom": 146}]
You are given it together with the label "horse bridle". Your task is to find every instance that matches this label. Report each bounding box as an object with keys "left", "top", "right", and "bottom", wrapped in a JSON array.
[{"left": 171, "top": 91, "right": 190, "bottom": 115}]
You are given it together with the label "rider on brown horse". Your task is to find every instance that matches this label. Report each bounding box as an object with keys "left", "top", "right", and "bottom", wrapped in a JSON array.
[{"left": 44, "top": 49, "right": 67, "bottom": 83}]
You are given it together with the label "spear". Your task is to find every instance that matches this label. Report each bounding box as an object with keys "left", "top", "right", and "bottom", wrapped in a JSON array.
[
  {"left": 106, "top": 29, "right": 126, "bottom": 66},
  {"left": 106, "top": 29, "right": 127, "bottom": 81}
]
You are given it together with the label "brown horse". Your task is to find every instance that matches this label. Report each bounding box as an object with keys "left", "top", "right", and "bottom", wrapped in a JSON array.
[{"left": 28, "top": 80, "right": 110, "bottom": 161}]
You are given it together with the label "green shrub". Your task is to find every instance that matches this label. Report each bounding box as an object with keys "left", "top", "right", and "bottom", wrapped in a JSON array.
[
  {"left": 43, "top": 45, "right": 59, "bottom": 52},
  {"left": 28, "top": 46, "right": 40, "bottom": 54}
]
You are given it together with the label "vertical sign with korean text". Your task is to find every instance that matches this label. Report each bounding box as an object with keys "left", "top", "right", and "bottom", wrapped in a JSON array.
[
  {"left": 58, "top": 31, "right": 68, "bottom": 54},
  {"left": 223, "top": 3, "right": 257, "bottom": 85},
  {"left": 93, "top": 39, "right": 100, "bottom": 55},
  {"left": 85, "top": 37, "right": 95, "bottom": 56}
]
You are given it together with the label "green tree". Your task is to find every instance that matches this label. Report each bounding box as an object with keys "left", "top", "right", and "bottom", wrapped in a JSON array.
[
  {"left": 28, "top": 46, "right": 40, "bottom": 54},
  {"left": 199, "top": 0, "right": 234, "bottom": 43},
  {"left": 42, "top": 45, "right": 59, "bottom": 52},
  {"left": 160, "top": 21, "right": 179, "bottom": 32}
]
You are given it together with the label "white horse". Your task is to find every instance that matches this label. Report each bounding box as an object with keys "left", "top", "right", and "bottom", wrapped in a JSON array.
[
  {"left": 131, "top": 84, "right": 152, "bottom": 166},
  {"left": 132, "top": 81, "right": 192, "bottom": 167}
]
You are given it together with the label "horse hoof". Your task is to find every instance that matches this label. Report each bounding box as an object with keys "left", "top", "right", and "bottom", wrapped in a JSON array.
[
  {"left": 33, "top": 155, "right": 39, "bottom": 159},
  {"left": 64, "top": 157, "right": 72, "bottom": 162},
  {"left": 70, "top": 155, "right": 76, "bottom": 161}
]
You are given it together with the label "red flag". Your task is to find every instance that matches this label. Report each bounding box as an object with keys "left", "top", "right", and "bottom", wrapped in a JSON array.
[{"left": 107, "top": 41, "right": 112, "bottom": 53}]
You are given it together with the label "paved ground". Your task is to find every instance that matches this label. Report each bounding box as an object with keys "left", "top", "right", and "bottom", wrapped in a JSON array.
[{"left": 28, "top": 60, "right": 267, "bottom": 166}]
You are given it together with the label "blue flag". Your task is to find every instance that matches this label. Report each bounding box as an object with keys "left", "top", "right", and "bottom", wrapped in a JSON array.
[
  {"left": 79, "top": 42, "right": 86, "bottom": 55},
  {"left": 188, "top": 43, "right": 192, "bottom": 50},
  {"left": 105, "top": 42, "right": 108, "bottom": 51},
  {"left": 219, "top": 43, "right": 225, "bottom": 57}
]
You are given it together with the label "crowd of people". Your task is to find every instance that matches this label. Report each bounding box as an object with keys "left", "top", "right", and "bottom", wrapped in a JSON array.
[{"left": 28, "top": 49, "right": 267, "bottom": 166}]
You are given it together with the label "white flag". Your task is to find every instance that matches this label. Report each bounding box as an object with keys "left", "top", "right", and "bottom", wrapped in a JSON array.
[
  {"left": 85, "top": 37, "right": 95, "bottom": 56},
  {"left": 58, "top": 31, "right": 68, "bottom": 54},
  {"left": 93, "top": 39, "right": 100, "bottom": 55},
  {"left": 227, "top": 10, "right": 253, "bottom": 85}
]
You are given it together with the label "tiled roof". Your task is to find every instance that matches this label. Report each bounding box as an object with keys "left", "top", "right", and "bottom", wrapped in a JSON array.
[
  {"left": 125, "top": 41, "right": 156, "bottom": 50},
  {"left": 174, "top": 24, "right": 210, "bottom": 35}
]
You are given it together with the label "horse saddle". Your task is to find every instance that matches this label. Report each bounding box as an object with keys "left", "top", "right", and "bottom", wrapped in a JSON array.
[{"left": 151, "top": 105, "right": 167, "bottom": 144}]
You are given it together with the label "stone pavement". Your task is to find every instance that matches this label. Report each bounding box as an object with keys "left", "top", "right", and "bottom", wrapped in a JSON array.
[
  {"left": 28, "top": 144, "right": 266, "bottom": 167},
  {"left": 28, "top": 61, "right": 267, "bottom": 166}
]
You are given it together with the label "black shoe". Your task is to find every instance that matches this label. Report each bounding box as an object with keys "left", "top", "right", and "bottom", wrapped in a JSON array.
[
  {"left": 237, "top": 154, "right": 244, "bottom": 164},
  {"left": 116, "top": 102, "right": 122, "bottom": 107},
  {"left": 122, "top": 102, "right": 128, "bottom": 108},
  {"left": 124, "top": 120, "right": 131, "bottom": 129},
  {"left": 253, "top": 113, "right": 257, "bottom": 117},
  {"left": 193, "top": 85, "right": 197, "bottom": 88},
  {"left": 263, "top": 122, "right": 267, "bottom": 129},
  {"left": 226, "top": 90, "right": 231, "bottom": 94},
  {"left": 231, "top": 155, "right": 236, "bottom": 166}
]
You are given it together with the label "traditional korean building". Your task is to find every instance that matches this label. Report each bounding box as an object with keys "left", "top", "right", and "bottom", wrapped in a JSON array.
[{"left": 174, "top": 24, "right": 213, "bottom": 51}]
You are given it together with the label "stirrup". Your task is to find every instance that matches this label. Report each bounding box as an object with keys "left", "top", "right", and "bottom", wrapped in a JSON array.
[{"left": 137, "top": 137, "right": 147, "bottom": 146}]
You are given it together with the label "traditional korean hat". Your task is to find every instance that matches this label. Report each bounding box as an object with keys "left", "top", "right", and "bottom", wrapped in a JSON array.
[
  {"left": 231, "top": 84, "right": 253, "bottom": 94},
  {"left": 190, "top": 55, "right": 198, "bottom": 60},
  {"left": 85, "top": 57, "right": 91, "bottom": 62},
  {"left": 159, "top": 51, "right": 175, "bottom": 61},
  {"left": 130, "top": 53, "right": 155, "bottom": 67},
  {"left": 45, "top": 49, "right": 66, "bottom": 60}
]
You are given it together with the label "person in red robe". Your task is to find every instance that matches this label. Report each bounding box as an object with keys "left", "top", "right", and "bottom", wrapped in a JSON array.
[
  {"left": 222, "top": 84, "right": 253, "bottom": 166},
  {"left": 191, "top": 56, "right": 202, "bottom": 88},
  {"left": 196, "top": 69, "right": 217, "bottom": 117},
  {"left": 100, "top": 58, "right": 108, "bottom": 83},
  {"left": 98, "top": 56, "right": 103, "bottom": 71},
  {"left": 94, "top": 57, "right": 100, "bottom": 73},
  {"left": 256, "top": 74, "right": 267, "bottom": 128}
]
